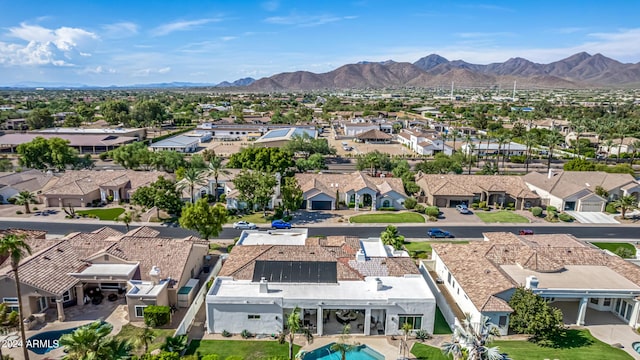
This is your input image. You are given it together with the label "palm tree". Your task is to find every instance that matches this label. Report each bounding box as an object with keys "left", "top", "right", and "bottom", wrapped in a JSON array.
[
  {"left": 330, "top": 324, "right": 359, "bottom": 360},
  {"left": 180, "top": 167, "right": 207, "bottom": 203},
  {"left": 14, "top": 191, "right": 36, "bottom": 214},
  {"left": 569, "top": 117, "right": 588, "bottom": 157},
  {"left": 161, "top": 334, "right": 187, "bottom": 353},
  {"left": 495, "top": 134, "right": 509, "bottom": 174},
  {"left": 603, "top": 138, "right": 615, "bottom": 164},
  {"left": 613, "top": 195, "right": 639, "bottom": 220},
  {"left": 441, "top": 314, "right": 505, "bottom": 360},
  {"left": 59, "top": 321, "right": 132, "bottom": 360},
  {"left": 399, "top": 322, "right": 413, "bottom": 359},
  {"left": 464, "top": 135, "right": 475, "bottom": 175},
  {"left": 136, "top": 325, "right": 156, "bottom": 354},
  {"left": 208, "top": 156, "right": 230, "bottom": 202},
  {"left": 522, "top": 132, "right": 536, "bottom": 173},
  {"left": 629, "top": 140, "right": 640, "bottom": 165},
  {"left": 279, "top": 307, "right": 313, "bottom": 360},
  {"left": 0, "top": 234, "right": 32, "bottom": 360},
  {"left": 117, "top": 210, "right": 140, "bottom": 232},
  {"left": 542, "top": 130, "right": 564, "bottom": 173},
  {"left": 615, "top": 119, "right": 630, "bottom": 164}
]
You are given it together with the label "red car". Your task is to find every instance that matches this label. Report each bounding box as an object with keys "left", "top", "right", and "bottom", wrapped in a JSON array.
[{"left": 519, "top": 229, "right": 534, "bottom": 235}]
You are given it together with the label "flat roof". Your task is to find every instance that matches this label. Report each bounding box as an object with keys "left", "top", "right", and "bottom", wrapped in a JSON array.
[
  {"left": 37, "top": 128, "right": 140, "bottom": 134},
  {"left": 0, "top": 133, "right": 137, "bottom": 147},
  {"left": 360, "top": 238, "right": 389, "bottom": 257},
  {"left": 501, "top": 265, "right": 640, "bottom": 291},
  {"left": 127, "top": 279, "right": 168, "bottom": 297},
  {"left": 78, "top": 263, "right": 138, "bottom": 277},
  {"left": 150, "top": 135, "right": 200, "bottom": 147},
  {"left": 210, "top": 275, "right": 434, "bottom": 301},
  {"left": 237, "top": 229, "right": 308, "bottom": 246},
  {"left": 253, "top": 260, "right": 337, "bottom": 283}
]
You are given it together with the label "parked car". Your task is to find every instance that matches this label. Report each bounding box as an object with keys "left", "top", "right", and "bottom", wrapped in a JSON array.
[
  {"left": 455, "top": 204, "right": 470, "bottom": 214},
  {"left": 518, "top": 229, "right": 534, "bottom": 235},
  {"left": 271, "top": 219, "right": 292, "bottom": 229},
  {"left": 233, "top": 221, "right": 258, "bottom": 230},
  {"left": 427, "top": 228, "right": 453, "bottom": 238}
]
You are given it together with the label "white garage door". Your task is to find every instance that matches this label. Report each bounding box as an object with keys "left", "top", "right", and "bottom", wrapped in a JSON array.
[{"left": 580, "top": 202, "right": 603, "bottom": 212}]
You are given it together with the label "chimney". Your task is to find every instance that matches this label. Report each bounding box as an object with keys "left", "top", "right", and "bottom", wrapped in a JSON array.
[
  {"left": 259, "top": 277, "right": 269, "bottom": 293},
  {"left": 374, "top": 278, "right": 383, "bottom": 291},
  {"left": 525, "top": 275, "right": 539, "bottom": 290},
  {"left": 356, "top": 249, "right": 366, "bottom": 262},
  {"left": 149, "top": 266, "right": 160, "bottom": 285}
]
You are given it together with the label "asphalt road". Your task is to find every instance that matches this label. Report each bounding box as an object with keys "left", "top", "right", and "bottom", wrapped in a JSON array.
[{"left": 2, "top": 221, "right": 639, "bottom": 240}]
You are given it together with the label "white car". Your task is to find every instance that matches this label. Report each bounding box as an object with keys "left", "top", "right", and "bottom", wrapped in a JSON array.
[{"left": 233, "top": 221, "right": 258, "bottom": 230}]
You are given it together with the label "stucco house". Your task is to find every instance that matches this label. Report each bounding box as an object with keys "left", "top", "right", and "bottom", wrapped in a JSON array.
[
  {"left": 295, "top": 171, "right": 408, "bottom": 211},
  {"left": 206, "top": 230, "right": 435, "bottom": 336},
  {"left": 415, "top": 174, "right": 540, "bottom": 210},
  {"left": 599, "top": 137, "right": 640, "bottom": 156},
  {"left": 428, "top": 232, "right": 640, "bottom": 335},
  {"left": 0, "top": 169, "right": 56, "bottom": 204},
  {"left": 524, "top": 170, "right": 640, "bottom": 212},
  {"left": 39, "top": 170, "right": 172, "bottom": 208},
  {"left": 0, "top": 226, "right": 211, "bottom": 324}
]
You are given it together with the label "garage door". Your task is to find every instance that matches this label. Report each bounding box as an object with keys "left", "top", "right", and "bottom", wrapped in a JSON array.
[
  {"left": 580, "top": 202, "right": 603, "bottom": 212},
  {"left": 311, "top": 201, "right": 332, "bottom": 210},
  {"left": 435, "top": 198, "right": 447, "bottom": 207},
  {"left": 300, "top": 200, "right": 307, "bottom": 209}
]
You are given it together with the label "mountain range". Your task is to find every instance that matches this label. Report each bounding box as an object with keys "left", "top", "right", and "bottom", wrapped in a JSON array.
[
  {"left": 246, "top": 52, "right": 640, "bottom": 91},
  {"left": 1, "top": 78, "right": 256, "bottom": 90}
]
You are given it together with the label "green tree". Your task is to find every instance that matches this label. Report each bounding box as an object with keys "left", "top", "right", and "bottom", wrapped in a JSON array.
[
  {"left": 17, "top": 136, "right": 78, "bottom": 170},
  {"left": 391, "top": 159, "right": 419, "bottom": 195},
  {"left": 179, "top": 199, "right": 228, "bottom": 240},
  {"left": 63, "top": 114, "right": 83, "bottom": 127},
  {"left": 0, "top": 234, "right": 32, "bottom": 360},
  {"left": 135, "top": 326, "right": 156, "bottom": 354},
  {"left": 415, "top": 153, "right": 463, "bottom": 174},
  {"left": 179, "top": 167, "right": 207, "bottom": 203},
  {"left": 227, "top": 147, "right": 294, "bottom": 174},
  {"left": 59, "top": 321, "right": 132, "bottom": 360},
  {"left": 615, "top": 246, "right": 636, "bottom": 259},
  {"left": 542, "top": 130, "right": 564, "bottom": 172},
  {"left": 295, "top": 153, "right": 327, "bottom": 172},
  {"left": 152, "top": 151, "right": 186, "bottom": 173},
  {"left": 441, "top": 314, "right": 504, "bottom": 360},
  {"left": 208, "top": 155, "right": 230, "bottom": 202},
  {"left": 612, "top": 195, "right": 638, "bottom": 219},
  {"left": 117, "top": 210, "right": 140, "bottom": 232},
  {"left": 330, "top": 324, "right": 358, "bottom": 360},
  {"left": 356, "top": 150, "right": 391, "bottom": 177},
  {"left": 278, "top": 307, "right": 313, "bottom": 360},
  {"left": 48, "top": 137, "right": 80, "bottom": 171},
  {"left": 26, "top": 108, "right": 54, "bottom": 129},
  {"left": 14, "top": 191, "right": 36, "bottom": 214},
  {"left": 101, "top": 100, "right": 131, "bottom": 126},
  {"left": 380, "top": 225, "right": 405, "bottom": 250},
  {"left": 285, "top": 133, "right": 335, "bottom": 159},
  {"left": 131, "top": 176, "right": 183, "bottom": 218},
  {"left": 232, "top": 171, "right": 277, "bottom": 213},
  {"left": 508, "top": 287, "right": 564, "bottom": 344},
  {"left": 133, "top": 100, "right": 168, "bottom": 127},
  {"left": 281, "top": 177, "right": 303, "bottom": 213},
  {"left": 160, "top": 335, "right": 187, "bottom": 354}
]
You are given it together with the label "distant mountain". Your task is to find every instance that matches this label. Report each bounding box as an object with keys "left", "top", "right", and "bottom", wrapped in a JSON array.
[
  {"left": 246, "top": 52, "right": 640, "bottom": 91},
  {"left": 215, "top": 77, "right": 255, "bottom": 87}
]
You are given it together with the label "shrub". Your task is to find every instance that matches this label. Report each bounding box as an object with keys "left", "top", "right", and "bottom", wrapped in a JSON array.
[
  {"left": 241, "top": 329, "right": 253, "bottom": 339},
  {"left": 531, "top": 207, "right": 543, "bottom": 217},
  {"left": 425, "top": 206, "right": 440, "bottom": 217},
  {"left": 478, "top": 201, "right": 487, "bottom": 209},
  {"left": 143, "top": 305, "right": 171, "bottom": 327},
  {"left": 509, "top": 155, "right": 527, "bottom": 163},
  {"left": 16, "top": 210, "right": 23, "bottom": 215},
  {"left": 378, "top": 207, "right": 396, "bottom": 211},
  {"left": 507, "top": 202, "right": 515, "bottom": 209},
  {"left": 415, "top": 329, "right": 431, "bottom": 341},
  {"left": 471, "top": 202, "right": 479, "bottom": 209},
  {"left": 546, "top": 205, "right": 557, "bottom": 213},
  {"left": 219, "top": 194, "right": 227, "bottom": 203},
  {"left": 558, "top": 213, "right": 574, "bottom": 222},
  {"left": 615, "top": 247, "right": 636, "bottom": 259},
  {"left": 7, "top": 197, "right": 17, "bottom": 204},
  {"left": 202, "top": 355, "right": 220, "bottom": 360},
  {"left": 221, "top": 330, "right": 232, "bottom": 337},
  {"left": 428, "top": 215, "right": 438, "bottom": 222},
  {"left": 33, "top": 206, "right": 38, "bottom": 211},
  {"left": 403, "top": 197, "right": 417, "bottom": 210},
  {"left": 414, "top": 204, "right": 426, "bottom": 214},
  {"left": 546, "top": 210, "right": 558, "bottom": 221},
  {"left": 605, "top": 203, "right": 618, "bottom": 214}
]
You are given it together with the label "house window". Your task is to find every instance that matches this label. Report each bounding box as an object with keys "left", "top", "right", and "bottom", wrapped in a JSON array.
[
  {"left": 62, "top": 290, "right": 73, "bottom": 302},
  {"left": 135, "top": 305, "right": 147, "bottom": 318},
  {"left": 383, "top": 200, "right": 390, "bottom": 208},
  {"left": 37, "top": 297, "right": 48, "bottom": 312},
  {"left": 398, "top": 315, "right": 422, "bottom": 330},
  {"left": 447, "top": 272, "right": 452, "bottom": 285},
  {"left": 248, "top": 314, "right": 261, "bottom": 320},
  {"left": 2, "top": 298, "right": 19, "bottom": 313},
  {"left": 615, "top": 299, "right": 622, "bottom": 313},
  {"left": 498, "top": 316, "right": 508, "bottom": 327},
  {"left": 590, "top": 298, "right": 599, "bottom": 305},
  {"left": 100, "top": 283, "right": 120, "bottom": 291},
  {"left": 604, "top": 298, "right": 611, "bottom": 307}
]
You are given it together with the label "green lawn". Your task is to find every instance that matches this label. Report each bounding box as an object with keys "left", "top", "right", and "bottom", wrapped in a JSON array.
[
  {"left": 475, "top": 210, "right": 530, "bottom": 223},
  {"left": 226, "top": 212, "right": 271, "bottom": 224},
  {"left": 591, "top": 242, "right": 636, "bottom": 257},
  {"left": 185, "top": 339, "right": 298, "bottom": 359},
  {"left": 433, "top": 307, "right": 452, "bottom": 335},
  {"left": 113, "top": 324, "right": 175, "bottom": 354},
  {"left": 403, "top": 241, "right": 469, "bottom": 259},
  {"left": 412, "top": 329, "right": 632, "bottom": 360},
  {"left": 349, "top": 212, "right": 425, "bottom": 223},
  {"left": 76, "top": 207, "right": 125, "bottom": 220}
]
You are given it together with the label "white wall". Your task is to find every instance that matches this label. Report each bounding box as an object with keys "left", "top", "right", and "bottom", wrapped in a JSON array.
[
  {"left": 208, "top": 303, "right": 283, "bottom": 335},
  {"left": 525, "top": 183, "right": 564, "bottom": 209},
  {"left": 433, "top": 251, "right": 482, "bottom": 323}
]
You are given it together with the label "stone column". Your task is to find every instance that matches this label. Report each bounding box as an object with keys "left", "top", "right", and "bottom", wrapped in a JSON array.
[
  {"left": 56, "top": 298, "right": 65, "bottom": 322},
  {"left": 100, "top": 189, "right": 107, "bottom": 202},
  {"left": 577, "top": 297, "right": 588, "bottom": 326},
  {"left": 114, "top": 189, "right": 120, "bottom": 201},
  {"left": 629, "top": 299, "right": 640, "bottom": 328},
  {"left": 58, "top": 198, "right": 62, "bottom": 208},
  {"left": 364, "top": 308, "right": 372, "bottom": 336},
  {"left": 372, "top": 194, "right": 377, "bottom": 211},
  {"left": 317, "top": 306, "right": 323, "bottom": 336},
  {"left": 76, "top": 284, "right": 85, "bottom": 306},
  {"left": 355, "top": 194, "right": 360, "bottom": 211}
]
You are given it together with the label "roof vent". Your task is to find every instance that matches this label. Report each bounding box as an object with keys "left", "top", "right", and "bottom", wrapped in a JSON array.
[
  {"left": 259, "top": 277, "right": 269, "bottom": 293},
  {"left": 356, "top": 249, "right": 366, "bottom": 262}
]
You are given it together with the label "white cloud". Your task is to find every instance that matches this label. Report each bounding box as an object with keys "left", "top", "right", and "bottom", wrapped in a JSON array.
[
  {"left": 132, "top": 67, "right": 171, "bottom": 77},
  {"left": 261, "top": 1, "right": 279, "bottom": 11},
  {"left": 102, "top": 22, "right": 138, "bottom": 38},
  {"left": 151, "top": 18, "right": 220, "bottom": 36},
  {"left": 221, "top": 36, "right": 236, "bottom": 42},
  {"left": 80, "top": 65, "right": 117, "bottom": 74},
  {"left": 0, "top": 23, "right": 98, "bottom": 66},
  {"left": 264, "top": 13, "right": 358, "bottom": 27}
]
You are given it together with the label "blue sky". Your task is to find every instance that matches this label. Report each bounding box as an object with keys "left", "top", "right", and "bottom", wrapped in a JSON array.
[{"left": 1, "top": 0, "right": 640, "bottom": 86}]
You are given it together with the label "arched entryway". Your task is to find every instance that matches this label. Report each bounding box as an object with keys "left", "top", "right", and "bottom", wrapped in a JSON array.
[{"left": 362, "top": 194, "right": 372, "bottom": 207}]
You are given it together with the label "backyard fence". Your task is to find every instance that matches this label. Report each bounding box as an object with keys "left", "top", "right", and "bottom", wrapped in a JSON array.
[{"left": 419, "top": 261, "right": 459, "bottom": 332}]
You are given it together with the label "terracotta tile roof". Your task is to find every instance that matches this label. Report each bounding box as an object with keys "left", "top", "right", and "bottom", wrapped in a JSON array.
[
  {"left": 482, "top": 296, "right": 513, "bottom": 312},
  {"left": 0, "top": 229, "right": 50, "bottom": 268},
  {"left": 91, "top": 226, "right": 124, "bottom": 237},
  {"left": 523, "top": 171, "right": 638, "bottom": 198},
  {"left": 124, "top": 226, "right": 160, "bottom": 238},
  {"left": 295, "top": 171, "right": 407, "bottom": 198},
  {"left": 355, "top": 129, "right": 393, "bottom": 140},
  {"left": 417, "top": 174, "right": 538, "bottom": 199},
  {"left": 43, "top": 170, "right": 172, "bottom": 196}
]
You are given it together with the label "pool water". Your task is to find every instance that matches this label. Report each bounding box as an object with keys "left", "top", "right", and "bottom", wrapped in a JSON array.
[
  {"left": 633, "top": 341, "right": 640, "bottom": 353},
  {"left": 27, "top": 321, "right": 110, "bottom": 355},
  {"left": 303, "top": 343, "right": 385, "bottom": 360}
]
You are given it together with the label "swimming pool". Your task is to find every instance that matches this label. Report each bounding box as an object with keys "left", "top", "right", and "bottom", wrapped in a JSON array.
[
  {"left": 303, "top": 343, "right": 385, "bottom": 360},
  {"left": 27, "top": 321, "right": 110, "bottom": 355}
]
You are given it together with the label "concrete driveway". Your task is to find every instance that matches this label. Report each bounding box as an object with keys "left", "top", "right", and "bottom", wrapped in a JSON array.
[
  {"left": 438, "top": 208, "right": 484, "bottom": 224},
  {"left": 565, "top": 211, "right": 620, "bottom": 224}
]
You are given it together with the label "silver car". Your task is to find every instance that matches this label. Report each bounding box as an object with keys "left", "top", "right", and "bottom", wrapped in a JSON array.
[{"left": 233, "top": 221, "right": 258, "bottom": 230}]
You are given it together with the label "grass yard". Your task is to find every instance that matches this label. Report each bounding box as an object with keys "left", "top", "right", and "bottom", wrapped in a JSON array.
[
  {"left": 411, "top": 329, "right": 631, "bottom": 360},
  {"left": 226, "top": 212, "right": 271, "bottom": 224},
  {"left": 433, "top": 307, "right": 452, "bottom": 335},
  {"left": 76, "top": 207, "right": 125, "bottom": 220},
  {"left": 185, "top": 339, "right": 298, "bottom": 359},
  {"left": 349, "top": 212, "right": 425, "bottom": 223},
  {"left": 403, "top": 241, "right": 469, "bottom": 259},
  {"left": 591, "top": 242, "right": 636, "bottom": 257},
  {"left": 114, "top": 324, "right": 175, "bottom": 354},
  {"left": 475, "top": 210, "right": 529, "bottom": 223}
]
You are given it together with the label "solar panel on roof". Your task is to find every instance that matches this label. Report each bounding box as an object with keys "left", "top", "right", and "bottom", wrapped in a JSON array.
[
  {"left": 261, "top": 129, "right": 290, "bottom": 139},
  {"left": 252, "top": 260, "right": 337, "bottom": 283}
]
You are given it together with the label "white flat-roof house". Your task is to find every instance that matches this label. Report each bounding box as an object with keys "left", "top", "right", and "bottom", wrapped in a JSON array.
[
  {"left": 459, "top": 141, "right": 527, "bottom": 157},
  {"left": 150, "top": 135, "right": 200, "bottom": 153},
  {"left": 430, "top": 232, "right": 640, "bottom": 336},
  {"left": 206, "top": 231, "right": 435, "bottom": 336}
]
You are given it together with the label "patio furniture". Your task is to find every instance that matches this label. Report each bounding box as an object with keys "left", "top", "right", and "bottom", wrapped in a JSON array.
[
  {"left": 336, "top": 310, "right": 358, "bottom": 324},
  {"left": 107, "top": 293, "right": 118, "bottom": 302}
]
